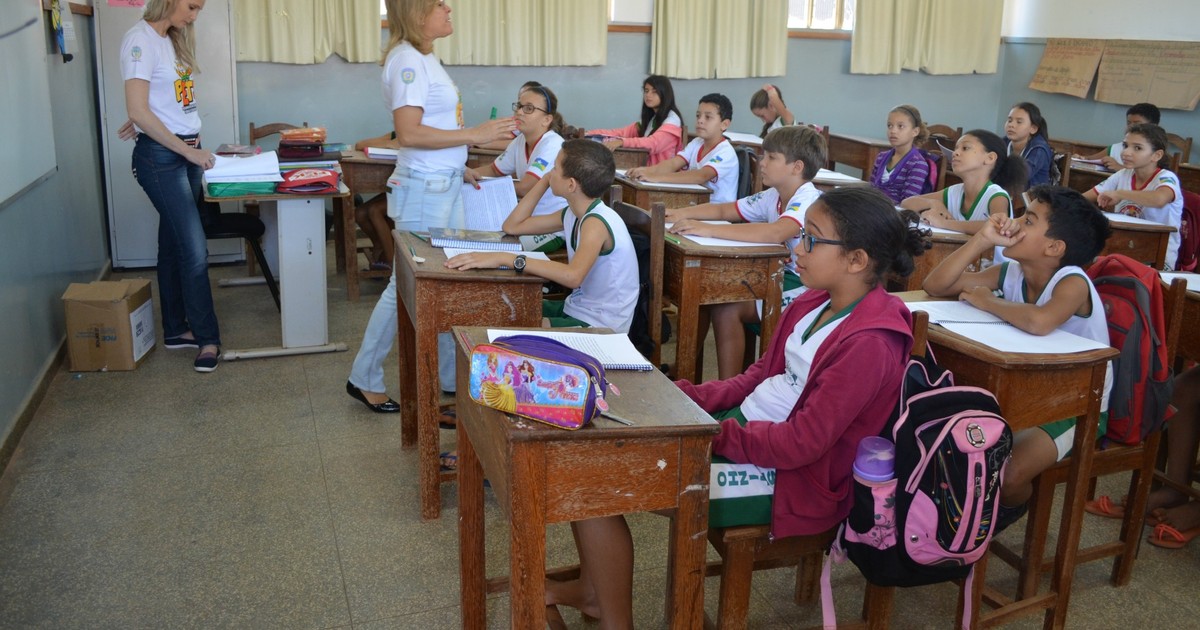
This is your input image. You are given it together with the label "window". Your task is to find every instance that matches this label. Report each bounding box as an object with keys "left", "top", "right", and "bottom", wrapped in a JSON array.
[
  {"left": 787, "top": 0, "right": 854, "bottom": 30},
  {"left": 380, "top": 0, "right": 385, "bottom": 18},
  {"left": 610, "top": 0, "right": 652, "bottom": 24}
]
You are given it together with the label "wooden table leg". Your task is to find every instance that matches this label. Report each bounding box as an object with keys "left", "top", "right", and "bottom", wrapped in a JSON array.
[
  {"left": 458, "top": 419, "right": 487, "bottom": 629},
  {"left": 674, "top": 267, "right": 702, "bottom": 383},
  {"left": 417, "top": 315, "right": 442, "bottom": 521},
  {"left": 343, "top": 195, "right": 362, "bottom": 301},
  {"left": 509, "top": 445, "right": 547, "bottom": 629},
  {"left": 397, "top": 283, "right": 418, "bottom": 449},
  {"left": 1044, "top": 363, "right": 1106, "bottom": 630},
  {"left": 666, "top": 435, "right": 711, "bottom": 629}
]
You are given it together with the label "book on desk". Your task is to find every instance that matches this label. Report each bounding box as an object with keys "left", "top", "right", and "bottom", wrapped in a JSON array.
[
  {"left": 906, "top": 300, "right": 1110, "bottom": 354},
  {"left": 486, "top": 329, "right": 654, "bottom": 370},
  {"left": 429, "top": 227, "right": 522, "bottom": 252}
]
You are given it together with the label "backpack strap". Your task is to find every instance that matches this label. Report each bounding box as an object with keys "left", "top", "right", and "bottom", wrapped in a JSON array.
[{"left": 821, "top": 525, "right": 848, "bottom": 629}]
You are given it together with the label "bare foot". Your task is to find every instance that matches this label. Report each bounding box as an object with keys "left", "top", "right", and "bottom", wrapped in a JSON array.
[
  {"left": 1157, "top": 501, "right": 1200, "bottom": 531},
  {"left": 545, "top": 577, "right": 602, "bottom": 620},
  {"left": 1145, "top": 487, "right": 1189, "bottom": 514}
]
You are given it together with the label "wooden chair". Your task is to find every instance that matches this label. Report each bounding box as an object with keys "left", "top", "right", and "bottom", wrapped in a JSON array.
[
  {"left": 1168, "top": 132, "right": 1193, "bottom": 167},
  {"left": 242, "top": 121, "right": 307, "bottom": 275},
  {"left": 702, "top": 312, "right": 929, "bottom": 630},
  {"left": 608, "top": 185, "right": 666, "bottom": 368},
  {"left": 989, "top": 277, "right": 1188, "bottom": 599},
  {"left": 924, "top": 125, "right": 962, "bottom": 191}
]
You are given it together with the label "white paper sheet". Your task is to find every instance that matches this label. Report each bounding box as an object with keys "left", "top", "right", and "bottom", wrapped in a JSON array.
[
  {"left": 442, "top": 248, "right": 549, "bottom": 260},
  {"left": 723, "top": 131, "right": 763, "bottom": 146},
  {"left": 1103, "top": 212, "right": 1171, "bottom": 228},
  {"left": 462, "top": 177, "right": 518, "bottom": 231},
  {"left": 906, "top": 300, "right": 1111, "bottom": 354},
  {"left": 1161, "top": 272, "right": 1200, "bottom": 293}
]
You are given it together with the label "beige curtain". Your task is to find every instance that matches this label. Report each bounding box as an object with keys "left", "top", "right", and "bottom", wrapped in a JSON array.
[
  {"left": 851, "top": 0, "right": 1003, "bottom": 75},
  {"left": 235, "top": 0, "right": 379, "bottom": 64},
  {"left": 652, "top": 0, "right": 788, "bottom": 79},
  {"left": 434, "top": 0, "right": 607, "bottom": 66}
]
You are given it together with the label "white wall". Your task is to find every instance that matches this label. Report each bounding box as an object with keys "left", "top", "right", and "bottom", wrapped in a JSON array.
[{"left": 1003, "top": 0, "right": 1200, "bottom": 41}]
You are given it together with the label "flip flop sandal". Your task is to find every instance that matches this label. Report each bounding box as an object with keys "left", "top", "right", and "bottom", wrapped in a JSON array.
[
  {"left": 439, "top": 451, "right": 457, "bottom": 473},
  {"left": 1084, "top": 495, "right": 1125, "bottom": 519},
  {"left": 439, "top": 407, "right": 456, "bottom": 431},
  {"left": 1148, "top": 522, "right": 1200, "bottom": 549}
]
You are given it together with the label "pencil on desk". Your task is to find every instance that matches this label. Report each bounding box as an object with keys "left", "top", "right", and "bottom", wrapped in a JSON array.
[{"left": 664, "top": 235, "right": 682, "bottom": 245}]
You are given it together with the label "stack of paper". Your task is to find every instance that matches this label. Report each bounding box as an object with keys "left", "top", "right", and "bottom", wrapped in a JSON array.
[
  {"left": 365, "top": 147, "right": 399, "bottom": 161},
  {"left": 206, "top": 151, "right": 283, "bottom": 184},
  {"left": 905, "top": 300, "right": 1112, "bottom": 354}
]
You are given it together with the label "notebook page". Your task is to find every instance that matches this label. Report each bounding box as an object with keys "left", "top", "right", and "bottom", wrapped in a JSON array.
[
  {"left": 486, "top": 330, "right": 653, "bottom": 370},
  {"left": 463, "top": 177, "right": 518, "bottom": 231}
]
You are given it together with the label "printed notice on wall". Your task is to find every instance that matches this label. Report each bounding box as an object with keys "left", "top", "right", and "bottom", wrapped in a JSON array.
[
  {"left": 1028, "top": 39, "right": 1104, "bottom": 99},
  {"left": 1094, "top": 40, "right": 1200, "bottom": 110}
]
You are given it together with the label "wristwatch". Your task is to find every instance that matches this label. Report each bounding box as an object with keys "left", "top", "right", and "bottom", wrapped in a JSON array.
[{"left": 512, "top": 254, "right": 527, "bottom": 273}]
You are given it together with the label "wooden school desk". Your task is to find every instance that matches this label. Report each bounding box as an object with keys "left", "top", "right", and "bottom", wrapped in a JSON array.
[
  {"left": 664, "top": 236, "right": 790, "bottom": 384},
  {"left": 392, "top": 232, "right": 545, "bottom": 520},
  {"left": 615, "top": 172, "right": 712, "bottom": 210},
  {"left": 826, "top": 132, "right": 890, "bottom": 178},
  {"left": 204, "top": 184, "right": 350, "bottom": 360},
  {"left": 812, "top": 168, "right": 870, "bottom": 193},
  {"left": 465, "top": 146, "right": 502, "bottom": 169},
  {"left": 614, "top": 147, "right": 651, "bottom": 170},
  {"left": 1164, "top": 274, "right": 1200, "bottom": 363},
  {"left": 339, "top": 151, "right": 393, "bottom": 301},
  {"left": 1061, "top": 160, "right": 1110, "bottom": 194},
  {"left": 453, "top": 326, "right": 719, "bottom": 630},
  {"left": 886, "top": 226, "right": 972, "bottom": 292},
  {"left": 1179, "top": 162, "right": 1200, "bottom": 193},
  {"left": 1101, "top": 213, "right": 1175, "bottom": 270},
  {"left": 898, "top": 292, "right": 1117, "bottom": 629}
]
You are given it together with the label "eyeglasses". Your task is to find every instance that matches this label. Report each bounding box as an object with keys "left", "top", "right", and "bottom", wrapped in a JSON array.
[
  {"left": 798, "top": 227, "right": 844, "bottom": 253},
  {"left": 512, "top": 102, "right": 548, "bottom": 115}
]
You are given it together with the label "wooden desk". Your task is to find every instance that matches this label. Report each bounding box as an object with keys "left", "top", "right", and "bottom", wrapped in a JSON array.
[
  {"left": 812, "top": 168, "right": 871, "bottom": 193},
  {"left": 898, "top": 292, "right": 1117, "bottom": 629},
  {"left": 465, "top": 147, "right": 502, "bottom": 169},
  {"left": 664, "top": 237, "right": 790, "bottom": 384},
  {"left": 614, "top": 147, "right": 651, "bottom": 170},
  {"left": 339, "top": 151, "right": 394, "bottom": 301},
  {"left": 1180, "top": 162, "right": 1200, "bottom": 193},
  {"left": 826, "top": 132, "right": 890, "bottom": 179},
  {"left": 1165, "top": 274, "right": 1200, "bottom": 363},
  {"left": 1102, "top": 214, "right": 1175, "bottom": 270},
  {"left": 886, "top": 228, "right": 971, "bottom": 292},
  {"left": 454, "top": 326, "right": 719, "bottom": 630},
  {"left": 615, "top": 174, "right": 711, "bottom": 210},
  {"left": 204, "top": 185, "right": 350, "bottom": 360},
  {"left": 1062, "top": 162, "right": 1111, "bottom": 194},
  {"left": 392, "top": 233, "right": 545, "bottom": 520}
]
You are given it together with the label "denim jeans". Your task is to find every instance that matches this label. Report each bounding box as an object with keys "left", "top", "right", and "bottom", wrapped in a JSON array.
[
  {"left": 350, "top": 165, "right": 464, "bottom": 394},
  {"left": 132, "top": 134, "right": 221, "bottom": 347}
]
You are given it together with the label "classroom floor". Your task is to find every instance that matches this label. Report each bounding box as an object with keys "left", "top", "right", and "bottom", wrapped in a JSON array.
[{"left": 1, "top": 239, "right": 1198, "bottom": 629}]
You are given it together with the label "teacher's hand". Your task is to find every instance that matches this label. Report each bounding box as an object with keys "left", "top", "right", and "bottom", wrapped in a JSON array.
[
  {"left": 189, "top": 147, "right": 216, "bottom": 170},
  {"left": 117, "top": 119, "right": 137, "bottom": 141},
  {"left": 470, "top": 117, "right": 518, "bottom": 146}
]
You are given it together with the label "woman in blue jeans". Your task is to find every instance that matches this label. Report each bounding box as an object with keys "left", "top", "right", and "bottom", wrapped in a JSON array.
[
  {"left": 120, "top": 0, "right": 221, "bottom": 372},
  {"left": 346, "top": 0, "right": 516, "bottom": 412}
]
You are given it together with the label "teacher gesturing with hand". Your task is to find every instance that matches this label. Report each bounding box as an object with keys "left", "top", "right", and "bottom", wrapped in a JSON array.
[
  {"left": 122, "top": 0, "right": 223, "bottom": 373},
  {"left": 347, "top": 0, "right": 517, "bottom": 412}
]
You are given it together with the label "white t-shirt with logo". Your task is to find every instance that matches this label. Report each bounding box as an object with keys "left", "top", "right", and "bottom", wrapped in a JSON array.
[
  {"left": 493, "top": 131, "right": 567, "bottom": 217},
  {"left": 120, "top": 20, "right": 200, "bottom": 135},
  {"left": 677, "top": 137, "right": 739, "bottom": 203},
  {"left": 1093, "top": 168, "right": 1184, "bottom": 269},
  {"left": 735, "top": 182, "right": 821, "bottom": 272},
  {"left": 383, "top": 41, "right": 465, "bottom": 172}
]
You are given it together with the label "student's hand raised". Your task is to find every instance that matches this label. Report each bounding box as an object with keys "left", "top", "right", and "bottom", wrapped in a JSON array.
[
  {"left": 470, "top": 117, "right": 518, "bottom": 146},
  {"left": 444, "top": 251, "right": 513, "bottom": 271}
]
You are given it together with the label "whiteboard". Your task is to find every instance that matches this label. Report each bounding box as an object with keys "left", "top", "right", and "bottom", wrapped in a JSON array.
[{"left": 0, "top": 0, "right": 58, "bottom": 206}]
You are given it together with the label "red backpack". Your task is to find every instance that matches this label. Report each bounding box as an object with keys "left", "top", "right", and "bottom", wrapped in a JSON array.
[
  {"left": 1086, "top": 254, "right": 1175, "bottom": 445},
  {"left": 1177, "top": 190, "right": 1199, "bottom": 272}
]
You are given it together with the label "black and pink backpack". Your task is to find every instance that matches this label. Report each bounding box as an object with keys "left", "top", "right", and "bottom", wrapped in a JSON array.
[{"left": 821, "top": 352, "right": 1012, "bottom": 628}]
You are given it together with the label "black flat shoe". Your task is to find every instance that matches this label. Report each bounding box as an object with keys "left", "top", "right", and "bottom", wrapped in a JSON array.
[{"left": 346, "top": 381, "right": 400, "bottom": 413}]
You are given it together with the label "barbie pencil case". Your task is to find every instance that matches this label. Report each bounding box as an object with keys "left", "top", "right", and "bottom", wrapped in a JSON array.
[{"left": 468, "top": 335, "right": 611, "bottom": 430}]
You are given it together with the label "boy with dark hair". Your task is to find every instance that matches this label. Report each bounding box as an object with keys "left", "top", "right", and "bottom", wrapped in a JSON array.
[
  {"left": 923, "top": 184, "right": 1113, "bottom": 525},
  {"left": 1076, "top": 102, "right": 1162, "bottom": 170},
  {"left": 625, "top": 93, "right": 739, "bottom": 202},
  {"left": 664, "top": 125, "right": 827, "bottom": 379}
]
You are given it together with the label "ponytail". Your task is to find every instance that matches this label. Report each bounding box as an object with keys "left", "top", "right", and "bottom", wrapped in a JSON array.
[{"left": 819, "top": 187, "right": 931, "bottom": 284}]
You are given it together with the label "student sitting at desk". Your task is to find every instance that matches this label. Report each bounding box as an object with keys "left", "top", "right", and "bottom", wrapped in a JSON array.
[
  {"left": 1005, "top": 102, "right": 1054, "bottom": 188},
  {"left": 750, "top": 84, "right": 795, "bottom": 138},
  {"left": 870, "top": 104, "right": 933, "bottom": 204},
  {"left": 1074, "top": 102, "right": 1160, "bottom": 171},
  {"left": 623, "top": 93, "right": 739, "bottom": 203},
  {"left": 901, "top": 129, "right": 1026, "bottom": 235},
  {"left": 922, "top": 185, "right": 1113, "bottom": 529},
  {"left": 666, "top": 125, "right": 826, "bottom": 380},
  {"left": 543, "top": 188, "right": 926, "bottom": 626},
  {"left": 586, "top": 74, "right": 684, "bottom": 166},
  {"left": 1083, "top": 123, "right": 1184, "bottom": 270},
  {"left": 465, "top": 82, "right": 569, "bottom": 251}
]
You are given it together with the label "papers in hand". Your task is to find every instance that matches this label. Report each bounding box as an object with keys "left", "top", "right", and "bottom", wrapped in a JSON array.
[
  {"left": 486, "top": 329, "right": 654, "bottom": 371},
  {"left": 206, "top": 152, "right": 283, "bottom": 182},
  {"left": 463, "top": 177, "right": 517, "bottom": 231},
  {"left": 906, "top": 300, "right": 1111, "bottom": 354}
]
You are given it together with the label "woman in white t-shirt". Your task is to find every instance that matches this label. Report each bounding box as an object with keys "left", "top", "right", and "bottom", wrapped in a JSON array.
[
  {"left": 347, "top": 0, "right": 518, "bottom": 412},
  {"left": 120, "top": 0, "right": 222, "bottom": 373}
]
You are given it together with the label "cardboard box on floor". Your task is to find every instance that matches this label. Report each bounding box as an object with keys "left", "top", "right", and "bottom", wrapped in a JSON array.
[{"left": 62, "top": 279, "right": 156, "bottom": 372}]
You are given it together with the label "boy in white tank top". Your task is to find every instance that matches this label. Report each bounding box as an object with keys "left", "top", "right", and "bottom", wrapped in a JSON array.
[{"left": 922, "top": 185, "right": 1113, "bottom": 530}]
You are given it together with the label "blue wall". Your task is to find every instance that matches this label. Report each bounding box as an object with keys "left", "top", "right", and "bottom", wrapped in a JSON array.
[{"left": 1, "top": 18, "right": 108, "bottom": 437}]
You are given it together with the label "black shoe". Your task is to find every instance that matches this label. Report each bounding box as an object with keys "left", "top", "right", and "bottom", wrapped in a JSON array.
[
  {"left": 994, "top": 502, "right": 1029, "bottom": 534},
  {"left": 165, "top": 334, "right": 200, "bottom": 349},
  {"left": 193, "top": 347, "right": 220, "bottom": 373},
  {"left": 346, "top": 381, "right": 400, "bottom": 413}
]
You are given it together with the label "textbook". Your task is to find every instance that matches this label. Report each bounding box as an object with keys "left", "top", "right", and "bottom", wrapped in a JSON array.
[
  {"left": 215, "top": 143, "right": 261, "bottom": 157},
  {"left": 429, "top": 227, "right": 521, "bottom": 252},
  {"left": 365, "top": 146, "right": 399, "bottom": 161},
  {"left": 486, "top": 329, "right": 654, "bottom": 371},
  {"left": 905, "top": 300, "right": 1111, "bottom": 354},
  {"left": 462, "top": 176, "right": 518, "bottom": 231}
]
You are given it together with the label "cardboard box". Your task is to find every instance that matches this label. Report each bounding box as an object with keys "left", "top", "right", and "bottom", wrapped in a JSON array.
[{"left": 62, "top": 279, "right": 156, "bottom": 371}]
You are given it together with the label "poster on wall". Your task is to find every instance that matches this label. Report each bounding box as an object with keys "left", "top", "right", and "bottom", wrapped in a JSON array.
[
  {"left": 1027, "top": 39, "right": 1104, "bottom": 99},
  {"left": 1094, "top": 41, "right": 1200, "bottom": 110}
]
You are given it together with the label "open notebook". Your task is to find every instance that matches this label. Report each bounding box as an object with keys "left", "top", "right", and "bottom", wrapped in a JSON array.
[
  {"left": 487, "top": 329, "right": 653, "bottom": 371},
  {"left": 906, "top": 300, "right": 1111, "bottom": 354}
]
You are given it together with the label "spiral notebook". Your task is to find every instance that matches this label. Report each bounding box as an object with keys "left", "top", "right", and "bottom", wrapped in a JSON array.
[
  {"left": 486, "top": 329, "right": 654, "bottom": 371},
  {"left": 429, "top": 227, "right": 521, "bottom": 252},
  {"left": 906, "top": 300, "right": 1110, "bottom": 354}
]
